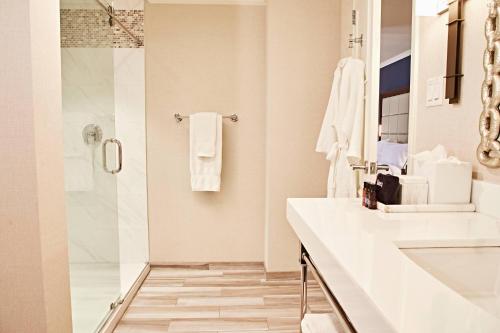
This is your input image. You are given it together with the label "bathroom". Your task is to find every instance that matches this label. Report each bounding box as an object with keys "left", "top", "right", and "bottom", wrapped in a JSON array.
[{"left": 2, "top": 0, "right": 499, "bottom": 332}]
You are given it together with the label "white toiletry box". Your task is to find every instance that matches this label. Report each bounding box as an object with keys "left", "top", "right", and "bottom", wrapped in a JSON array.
[
  {"left": 425, "top": 160, "right": 473, "bottom": 204},
  {"left": 399, "top": 176, "right": 428, "bottom": 205}
]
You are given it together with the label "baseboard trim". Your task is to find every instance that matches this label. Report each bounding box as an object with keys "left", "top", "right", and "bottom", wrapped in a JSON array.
[
  {"left": 149, "top": 261, "right": 264, "bottom": 269},
  {"left": 149, "top": 262, "right": 212, "bottom": 269},
  {"left": 150, "top": 261, "right": 300, "bottom": 280},
  {"left": 100, "top": 263, "right": 151, "bottom": 333}
]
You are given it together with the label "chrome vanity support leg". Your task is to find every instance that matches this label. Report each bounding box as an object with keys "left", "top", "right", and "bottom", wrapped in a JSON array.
[
  {"left": 300, "top": 262, "right": 308, "bottom": 319},
  {"left": 300, "top": 244, "right": 308, "bottom": 328}
]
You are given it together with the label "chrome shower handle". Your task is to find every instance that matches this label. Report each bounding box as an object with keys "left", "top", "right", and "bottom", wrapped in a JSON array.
[
  {"left": 114, "top": 139, "right": 123, "bottom": 174},
  {"left": 102, "top": 138, "right": 123, "bottom": 174}
]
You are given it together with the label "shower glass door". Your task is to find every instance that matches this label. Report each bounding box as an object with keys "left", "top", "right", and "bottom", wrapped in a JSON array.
[
  {"left": 62, "top": 46, "right": 122, "bottom": 332},
  {"left": 62, "top": 44, "right": 122, "bottom": 333},
  {"left": 60, "top": 1, "right": 148, "bottom": 332}
]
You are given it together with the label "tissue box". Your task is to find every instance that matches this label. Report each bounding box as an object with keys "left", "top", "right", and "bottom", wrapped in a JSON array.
[
  {"left": 399, "top": 176, "right": 428, "bottom": 205},
  {"left": 426, "top": 160, "right": 472, "bottom": 204}
]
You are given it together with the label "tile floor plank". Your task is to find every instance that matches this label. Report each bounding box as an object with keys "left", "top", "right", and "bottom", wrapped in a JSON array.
[
  {"left": 114, "top": 263, "right": 335, "bottom": 333},
  {"left": 177, "top": 296, "right": 265, "bottom": 307}
]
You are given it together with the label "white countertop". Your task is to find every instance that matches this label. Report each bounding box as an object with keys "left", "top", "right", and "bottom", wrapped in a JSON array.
[{"left": 287, "top": 198, "right": 500, "bottom": 333}]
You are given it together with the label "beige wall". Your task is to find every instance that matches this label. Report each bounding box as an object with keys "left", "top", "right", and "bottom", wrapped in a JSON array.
[
  {"left": 0, "top": 0, "right": 72, "bottom": 332},
  {"left": 414, "top": 1, "right": 500, "bottom": 183},
  {"left": 145, "top": 3, "right": 266, "bottom": 263},
  {"left": 340, "top": 0, "right": 353, "bottom": 59},
  {"left": 145, "top": 1, "right": 340, "bottom": 270},
  {"left": 265, "top": 0, "right": 340, "bottom": 271}
]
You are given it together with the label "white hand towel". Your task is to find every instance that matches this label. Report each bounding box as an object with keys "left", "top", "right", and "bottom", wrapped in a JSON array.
[
  {"left": 190, "top": 113, "right": 222, "bottom": 191},
  {"left": 191, "top": 112, "right": 218, "bottom": 157}
]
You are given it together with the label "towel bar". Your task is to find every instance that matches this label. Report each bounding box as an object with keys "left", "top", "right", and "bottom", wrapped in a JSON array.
[{"left": 174, "top": 113, "right": 239, "bottom": 123}]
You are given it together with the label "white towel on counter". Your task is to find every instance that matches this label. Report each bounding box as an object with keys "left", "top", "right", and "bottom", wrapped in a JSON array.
[
  {"left": 301, "top": 314, "right": 339, "bottom": 333},
  {"left": 190, "top": 112, "right": 222, "bottom": 191}
]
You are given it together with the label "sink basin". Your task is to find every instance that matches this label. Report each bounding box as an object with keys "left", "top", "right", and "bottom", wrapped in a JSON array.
[{"left": 400, "top": 246, "right": 500, "bottom": 318}]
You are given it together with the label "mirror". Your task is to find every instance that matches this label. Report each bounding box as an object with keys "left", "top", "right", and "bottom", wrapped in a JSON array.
[{"left": 375, "top": 0, "right": 413, "bottom": 174}]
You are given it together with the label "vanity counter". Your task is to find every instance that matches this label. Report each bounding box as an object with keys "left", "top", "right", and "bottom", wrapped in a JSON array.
[{"left": 287, "top": 198, "right": 500, "bottom": 333}]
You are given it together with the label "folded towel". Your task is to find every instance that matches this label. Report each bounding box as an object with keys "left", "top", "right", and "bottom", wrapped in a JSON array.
[
  {"left": 190, "top": 113, "right": 222, "bottom": 191},
  {"left": 190, "top": 112, "right": 218, "bottom": 157},
  {"left": 301, "top": 314, "right": 339, "bottom": 333}
]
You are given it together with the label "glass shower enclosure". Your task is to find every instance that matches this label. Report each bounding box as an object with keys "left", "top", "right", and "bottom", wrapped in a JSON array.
[{"left": 60, "top": 1, "right": 148, "bottom": 332}]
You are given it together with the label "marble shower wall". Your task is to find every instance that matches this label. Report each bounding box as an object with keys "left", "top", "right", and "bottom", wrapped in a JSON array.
[
  {"left": 62, "top": 48, "right": 120, "bottom": 264},
  {"left": 61, "top": 0, "right": 148, "bottom": 286}
]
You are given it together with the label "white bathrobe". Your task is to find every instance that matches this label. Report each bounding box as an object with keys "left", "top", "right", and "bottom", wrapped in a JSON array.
[{"left": 316, "top": 57, "right": 365, "bottom": 198}]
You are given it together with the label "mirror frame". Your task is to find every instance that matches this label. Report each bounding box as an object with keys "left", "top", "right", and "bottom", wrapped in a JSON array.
[{"left": 477, "top": 1, "right": 500, "bottom": 168}]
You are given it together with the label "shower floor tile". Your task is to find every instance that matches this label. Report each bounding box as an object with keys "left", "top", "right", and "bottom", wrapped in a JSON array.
[{"left": 70, "top": 263, "right": 121, "bottom": 333}]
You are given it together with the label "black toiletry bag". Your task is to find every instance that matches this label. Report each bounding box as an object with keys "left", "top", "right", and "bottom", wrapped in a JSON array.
[{"left": 376, "top": 174, "right": 401, "bottom": 205}]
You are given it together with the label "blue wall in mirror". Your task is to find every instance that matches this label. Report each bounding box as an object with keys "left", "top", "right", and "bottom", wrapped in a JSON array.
[{"left": 380, "top": 56, "right": 411, "bottom": 94}]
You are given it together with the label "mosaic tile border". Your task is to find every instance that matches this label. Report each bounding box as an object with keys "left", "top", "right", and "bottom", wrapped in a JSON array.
[{"left": 60, "top": 9, "right": 144, "bottom": 48}]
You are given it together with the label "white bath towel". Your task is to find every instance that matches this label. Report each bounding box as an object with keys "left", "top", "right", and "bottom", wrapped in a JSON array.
[
  {"left": 316, "top": 57, "right": 365, "bottom": 198},
  {"left": 63, "top": 112, "right": 95, "bottom": 192},
  {"left": 190, "top": 113, "right": 222, "bottom": 191},
  {"left": 301, "top": 314, "right": 339, "bottom": 333}
]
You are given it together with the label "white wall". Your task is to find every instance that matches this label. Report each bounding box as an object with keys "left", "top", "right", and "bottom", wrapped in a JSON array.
[{"left": 413, "top": 1, "right": 500, "bottom": 183}]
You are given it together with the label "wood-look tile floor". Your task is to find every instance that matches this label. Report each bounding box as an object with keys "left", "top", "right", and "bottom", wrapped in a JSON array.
[{"left": 114, "top": 263, "right": 334, "bottom": 333}]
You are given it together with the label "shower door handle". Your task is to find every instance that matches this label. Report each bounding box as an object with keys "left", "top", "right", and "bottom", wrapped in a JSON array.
[{"left": 102, "top": 138, "right": 123, "bottom": 174}]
